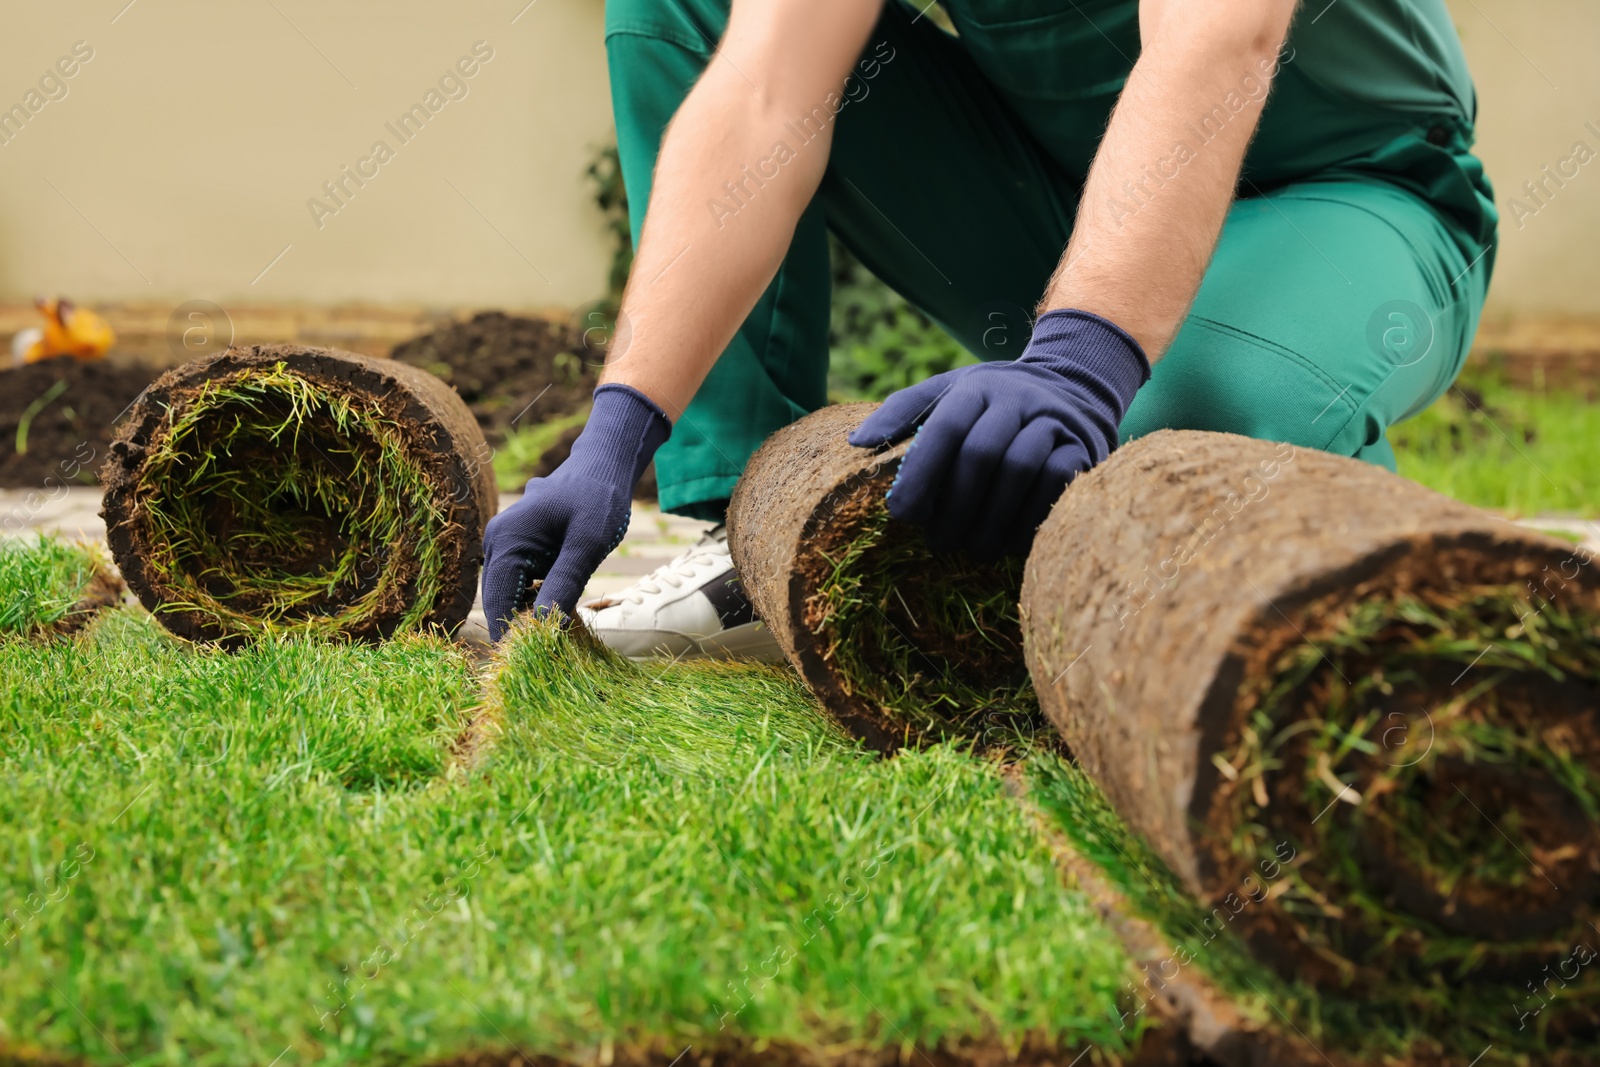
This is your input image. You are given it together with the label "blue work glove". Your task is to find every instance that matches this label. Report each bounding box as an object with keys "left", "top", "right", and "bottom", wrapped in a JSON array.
[
  {"left": 482, "top": 383, "right": 670, "bottom": 640},
  {"left": 848, "top": 309, "right": 1149, "bottom": 560}
]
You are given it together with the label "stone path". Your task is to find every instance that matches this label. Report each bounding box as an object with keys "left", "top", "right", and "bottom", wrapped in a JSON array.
[{"left": 0, "top": 487, "right": 714, "bottom": 643}]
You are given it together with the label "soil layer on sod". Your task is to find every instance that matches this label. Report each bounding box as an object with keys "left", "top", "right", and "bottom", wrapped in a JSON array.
[
  {"left": 0, "top": 356, "right": 157, "bottom": 489},
  {"left": 100, "top": 345, "right": 496, "bottom": 642},
  {"left": 727, "top": 403, "right": 1039, "bottom": 753},
  {"left": 0, "top": 612, "right": 1166, "bottom": 1066},
  {"left": 0, "top": 535, "right": 123, "bottom": 636},
  {"left": 1022, "top": 430, "right": 1600, "bottom": 1029}
]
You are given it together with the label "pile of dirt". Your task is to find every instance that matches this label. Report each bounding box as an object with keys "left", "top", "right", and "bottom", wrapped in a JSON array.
[
  {"left": 389, "top": 311, "right": 598, "bottom": 445},
  {"left": 390, "top": 310, "right": 657, "bottom": 498},
  {"left": 0, "top": 356, "right": 158, "bottom": 488}
]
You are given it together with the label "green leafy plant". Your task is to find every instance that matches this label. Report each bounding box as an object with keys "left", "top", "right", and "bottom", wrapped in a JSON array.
[
  {"left": 827, "top": 236, "right": 978, "bottom": 402},
  {"left": 586, "top": 142, "right": 633, "bottom": 315}
]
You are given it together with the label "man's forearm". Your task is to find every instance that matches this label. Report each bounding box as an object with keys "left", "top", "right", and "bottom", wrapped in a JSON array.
[
  {"left": 600, "top": 0, "right": 882, "bottom": 418},
  {"left": 1042, "top": 2, "right": 1296, "bottom": 359}
]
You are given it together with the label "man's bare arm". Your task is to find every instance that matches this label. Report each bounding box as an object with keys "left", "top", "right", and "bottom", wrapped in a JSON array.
[
  {"left": 1043, "top": 0, "right": 1298, "bottom": 359},
  {"left": 599, "top": 0, "right": 884, "bottom": 418}
]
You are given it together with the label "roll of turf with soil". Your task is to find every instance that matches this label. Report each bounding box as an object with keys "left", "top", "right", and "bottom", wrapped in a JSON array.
[
  {"left": 101, "top": 344, "right": 496, "bottom": 642},
  {"left": 727, "top": 403, "right": 1040, "bottom": 752},
  {"left": 1021, "top": 429, "right": 1600, "bottom": 1006}
]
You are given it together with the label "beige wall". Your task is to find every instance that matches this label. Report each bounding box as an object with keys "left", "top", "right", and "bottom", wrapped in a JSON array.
[
  {"left": 0, "top": 0, "right": 615, "bottom": 311},
  {"left": 1449, "top": 0, "right": 1600, "bottom": 316},
  {"left": 0, "top": 0, "right": 1594, "bottom": 316}
]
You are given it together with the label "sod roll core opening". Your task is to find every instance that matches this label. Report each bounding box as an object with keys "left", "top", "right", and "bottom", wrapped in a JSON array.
[
  {"left": 728, "top": 403, "right": 1039, "bottom": 751},
  {"left": 101, "top": 345, "right": 497, "bottom": 642},
  {"left": 1021, "top": 429, "right": 1600, "bottom": 1001}
]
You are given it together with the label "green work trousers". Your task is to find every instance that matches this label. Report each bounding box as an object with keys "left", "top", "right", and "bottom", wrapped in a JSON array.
[{"left": 605, "top": 0, "right": 1498, "bottom": 519}]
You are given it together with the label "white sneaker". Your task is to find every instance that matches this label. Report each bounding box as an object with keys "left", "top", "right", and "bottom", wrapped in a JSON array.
[{"left": 578, "top": 525, "right": 785, "bottom": 662}]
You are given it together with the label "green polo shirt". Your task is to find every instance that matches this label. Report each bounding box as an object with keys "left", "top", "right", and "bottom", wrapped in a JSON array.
[{"left": 937, "top": 0, "right": 1478, "bottom": 184}]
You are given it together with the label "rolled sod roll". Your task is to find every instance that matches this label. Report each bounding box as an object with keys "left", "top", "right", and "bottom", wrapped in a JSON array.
[
  {"left": 1021, "top": 429, "right": 1600, "bottom": 997},
  {"left": 727, "top": 403, "right": 1039, "bottom": 752},
  {"left": 102, "top": 344, "right": 496, "bottom": 642}
]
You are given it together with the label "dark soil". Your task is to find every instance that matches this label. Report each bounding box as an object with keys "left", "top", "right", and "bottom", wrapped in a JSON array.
[
  {"left": 425, "top": 1031, "right": 1202, "bottom": 1067},
  {"left": 390, "top": 311, "right": 657, "bottom": 499},
  {"left": 0, "top": 356, "right": 158, "bottom": 488},
  {"left": 389, "top": 311, "right": 599, "bottom": 446}
]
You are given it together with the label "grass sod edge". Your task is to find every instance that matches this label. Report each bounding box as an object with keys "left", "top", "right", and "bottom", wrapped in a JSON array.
[
  {"left": 999, "top": 761, "right": 1336, "bottom": 1067},
  {"left": 442, "top": 616, "right": 1159, "bottom": 1064},
  {"left": 727, "top": 403, "right": 1045, "bottom": 753},
  {"left": 1020, "top": 430, "right": 1600, "bottom": 1052},
  {"left": 1, "top": 612, "right": 1146, "bottom": 1065},
  {"left": 100, "top": 344, "right": 496, "bottom": 642},
  {"left": 1023, "top": 757, "right": 1600, "bottom": 1066},
  {"left": 0, "top": 535, "right": 123, "bottom": 637}
]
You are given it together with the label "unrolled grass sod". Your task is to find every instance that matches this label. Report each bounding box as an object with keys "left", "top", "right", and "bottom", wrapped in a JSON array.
[
  {"left": 0, "top": 535, "right": 120, "bottom": 636},
  {"left": 0, "top": 613, "right": 1146, "bottom": 1065}
]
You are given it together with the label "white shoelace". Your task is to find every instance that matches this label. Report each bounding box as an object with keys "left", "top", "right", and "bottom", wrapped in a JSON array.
[{"left": 613, "top": 530, "right": 729, "bottom": 606}]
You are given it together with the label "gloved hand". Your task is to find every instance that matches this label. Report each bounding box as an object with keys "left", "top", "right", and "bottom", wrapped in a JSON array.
[
  {"left": 482, "top": 383, "right": 671, "bottom": 640},
  {"left": 848, "top": 308, "right": 1149, "bottom": 560}
]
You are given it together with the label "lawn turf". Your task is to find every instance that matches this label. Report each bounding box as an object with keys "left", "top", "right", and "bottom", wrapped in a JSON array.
[
  {"left": 0, "top": 536, "right": 113, "bottom": 635},
  {"left": 0, "top": 611, "right": 1146, "bottom": 1065},
  {"left": 1390, "top": 365, "right": 1600, "bottom": 517}
]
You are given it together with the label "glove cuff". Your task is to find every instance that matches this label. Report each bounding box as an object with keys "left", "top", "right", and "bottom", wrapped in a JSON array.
[
  {"left": 1023, "top": 309, "right": 1152, "bottom": 414},
  {"left": 558, "top": 382, "right": 672, "bottom": 488}
]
